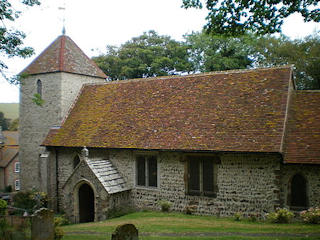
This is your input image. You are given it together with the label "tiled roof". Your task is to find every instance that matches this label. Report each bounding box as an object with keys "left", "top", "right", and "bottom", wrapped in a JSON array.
[
  {"left": 283, "top": 91, "right": 320, "bottom": 164},
  {"left": 3, "top": 131, "right": 18, "bottom": 145},
  {"left": 86, "top": 159, "right": 130, "bottom": 194},
  {"left": 21, "top": 35, "right": 107, "bottom": 79},
  {"left": 43, "top": 67, "right": 292, "bottom": 153},
  {"left": 0, "top": 146, "right": 18, "bottom": 168}
]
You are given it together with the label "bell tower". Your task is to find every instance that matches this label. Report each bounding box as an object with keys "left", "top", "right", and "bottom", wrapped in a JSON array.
[{"left": 19, "top": 34, "right": 106, "bottom": 191}]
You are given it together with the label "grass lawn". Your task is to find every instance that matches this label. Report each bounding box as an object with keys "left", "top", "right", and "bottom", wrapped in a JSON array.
[{"left": 62, "top": 211, "right": 320, "bottom": 240}]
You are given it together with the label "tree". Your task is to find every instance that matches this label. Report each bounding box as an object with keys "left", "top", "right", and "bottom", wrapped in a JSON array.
[
  {"left": 93, "top": 30, "right": 193, "bottom": 80},
  {"left": 9, "top": 118, "right": 18, "bottom": 131},
  {"left": 252, "top": 33, "right": 320, "bottom": 89},
  {"left": 182, "top": 0, "right": 320, "bottom": 35},
  {"left": 0, "top": 0, "right": 40, "bottom": 83},
  {"left": 0, "top": 112, "right": 10, "bottom": 131},
  {"left": 185, "top": 31, "right": 254, "bottom": 72}
]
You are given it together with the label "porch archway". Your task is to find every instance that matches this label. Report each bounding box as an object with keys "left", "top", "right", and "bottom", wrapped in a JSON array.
[{"left": 78, "top": 183, "right": 95, "bottom": 223}]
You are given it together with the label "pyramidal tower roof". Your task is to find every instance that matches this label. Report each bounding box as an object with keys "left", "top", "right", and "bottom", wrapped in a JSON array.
[{"left": 22, "top": 35, "right": 107, "bottom": 79}]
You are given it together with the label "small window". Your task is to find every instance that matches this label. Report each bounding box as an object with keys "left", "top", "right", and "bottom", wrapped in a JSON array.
[
  {"left": 15, "top": 179, "right": 20, "bottom": 191},
  {"left": 37, "top": 79, "right": 42, "bottom": 97},
  {"left": 14, "top": 162, "right": 20, "bottom": 173},
  {"left": 73, "top": 155, "right": 80, "bottom": 169},
  {"left": 187, "top": 156, "right": 219, "bottom": 197},
  {"left": 136, "top": 155, "right": 157, "bottom": 188}
]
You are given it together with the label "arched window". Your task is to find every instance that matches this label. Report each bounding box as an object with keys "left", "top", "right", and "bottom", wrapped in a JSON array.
[
  {"left": 37, "top": 79, "right": 42, "bottom": 97},
  {"left": 73, "top": 155, "right": 80, "bottom": 169},
  {"left": 290, "top": 174, "right": 307, "bottom": 208}
]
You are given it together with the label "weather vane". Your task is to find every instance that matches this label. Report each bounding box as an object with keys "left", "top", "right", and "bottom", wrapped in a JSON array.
[{"left": 58, "top": 0, "right": 66, "bottom": 35}]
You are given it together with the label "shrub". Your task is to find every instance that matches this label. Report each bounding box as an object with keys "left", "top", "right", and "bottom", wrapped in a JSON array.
[
  {"left": 266, "top": 208, "right": 294, "bottom": 223},
  {"left": 54, "top": 227, "right": 64, "bottom": 240},
  {"left": 54, "top": 215, "right": 70, "bottom": 226},
  {"left": 233, "top": 212, "right": 242, "bottom": 221},
  {"left": 158, "top": 200, "right": 172, "bottom": 212},
  {"left": 300, "top": 207, "right": 320, "bottom": 224},
  {"left": 4, "top": 185, "right": 12, "bottom": 193},
  {"left": 248, "top": 214, "right": 258, "bottom": 222},
  {"left": 0, "top": 199, "right": 7, "bottom": 216},
  {"left": 12, "top": 190, "right": 48, "bottom": 214}
]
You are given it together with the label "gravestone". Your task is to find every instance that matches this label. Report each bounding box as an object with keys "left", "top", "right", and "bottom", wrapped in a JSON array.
[
  {"left": 111, "top": 224, "right": 138, "bottom": 240},
  {"left": 31, "top": 208, "right": 54, "bottom": 240}
]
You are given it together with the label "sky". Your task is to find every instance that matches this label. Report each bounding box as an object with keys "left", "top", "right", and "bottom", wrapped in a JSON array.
[{"left": 0, "top": 0, "right": 319, "bottom": 103}]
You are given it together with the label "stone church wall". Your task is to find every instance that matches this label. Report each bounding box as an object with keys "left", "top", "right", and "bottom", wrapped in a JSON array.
[
  {"left": 54, "top": 148, "right": 285, "bottom": 218},
  {"left": 280, "top": 164, "right": 320, "bottom": 209},
  {"left": 20, "top": 72, "right": 104, "bottom": 191}
]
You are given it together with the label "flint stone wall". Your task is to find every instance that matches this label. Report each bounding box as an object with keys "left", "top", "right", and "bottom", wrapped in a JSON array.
[
  {"left": 280, "top": 164, "right": 320, "bottom": 208},
  {"left": 20, "top": 72, "right": 104, "bottom": 191},
  {"left": 54, "top": 148, "right": 287, "bottom": 218}
]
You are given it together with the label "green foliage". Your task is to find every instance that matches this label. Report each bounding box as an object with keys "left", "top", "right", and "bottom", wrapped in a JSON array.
[
  {"left": 252, "top": 33, "right": 320, "bottom": 89},
  {"left": 93, "top": 30, "right": 193, "bottom": 80},
  {"left": 31, "top": 93, "right": 44, "bottom": 106},
  {"left": 300, "top": 207, "right": 320, "bottom": 224},
  {"left": 182, "top": 0, "right": 320, "bottom": 35},
  {"left": 0, "top": 217, "right": 10, "bottom": 240},
  {"left": 233, "top": 212, "right": 242, "bottom": 221},
  {"left": 54, "top": 215, "right": 70, "bottom": 226},
  {"left": 0, "top": 112, "right": 10, "bottom": 131},
  {"left": 8, "top": 118, "right": 18, "bottom": 131},
  {"left": 185, "top": 31, "right": 254, "bottom": 72},
  {"left": 158, "top": 200, "right": 172, "bottom": 212},
  {"left": 4, "top": 185, "right": 12, "bottom": 193},
  {"left": 0, "top": 199, "right": 7, "bottom": 215},
  {"left": 266, "top": 208, "right": 294, "bottom": 224},
  {"left": 12, "top": 190, "right": 48, "bottom": 214},
  {"left": 54, "top": 227, "right": 64, "bottom": 240},
  {"left": 54, "top": 215, "right": 67, "bottom": 240},
  {"left": 0, "top": 0, "right": 40, "bottom": 81}
]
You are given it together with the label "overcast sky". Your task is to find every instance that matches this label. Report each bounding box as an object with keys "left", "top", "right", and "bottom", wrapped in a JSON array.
[{"left": 0, "top": 0, "right": 319, "bottom": 103}]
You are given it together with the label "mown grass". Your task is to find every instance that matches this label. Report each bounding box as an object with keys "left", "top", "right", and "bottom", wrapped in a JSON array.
[{"left": 62, "top": 211, "right": 320, "bottom": 240}]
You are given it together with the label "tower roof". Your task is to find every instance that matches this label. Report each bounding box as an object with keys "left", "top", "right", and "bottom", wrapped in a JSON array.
[{"left": 21, "top": 35, "right": 107, "bottom": 79}]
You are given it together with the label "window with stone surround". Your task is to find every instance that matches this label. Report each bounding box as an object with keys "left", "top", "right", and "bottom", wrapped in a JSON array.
[
  {"left": 136, "top": 155, "right": 158, "bottom": 188},
  {"left": 15, "top": 179, "right": 20, "bottom": 191},
  {"left": 186, "top": 155, "right": 220, "bottom": 197},
  {"left": 14, "top": 162, "right": 20, "bottom": 173}
]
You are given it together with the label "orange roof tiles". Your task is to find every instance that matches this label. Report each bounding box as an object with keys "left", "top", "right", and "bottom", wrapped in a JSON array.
[
  {"left": 21, "top": 35, "right": 106, "bottom": 79},
  {"left": 43, "top": 67, "right": 293, "bottom": 153},
  {"left": 0, "top": 131, "right": 19, "bottom": 168},
  {"left": 283, "top": 91, "right": 320, "bottom": 164}
]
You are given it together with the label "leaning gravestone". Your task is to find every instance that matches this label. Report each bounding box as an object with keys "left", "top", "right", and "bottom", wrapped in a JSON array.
[
  {"left": 111, "top": 224, "right": 139, "bottom": 240},
  {"left": 31, "top": 208, "right": 54, "bottom": 240}
]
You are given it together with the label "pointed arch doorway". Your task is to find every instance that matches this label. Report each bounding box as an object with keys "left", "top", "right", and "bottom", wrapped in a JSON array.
[
  {"left": 290, "top": 174, "right": 308, "bottom": 209},
  {"left": 78, "top": 183, "right": 95, "bottom": 223}
]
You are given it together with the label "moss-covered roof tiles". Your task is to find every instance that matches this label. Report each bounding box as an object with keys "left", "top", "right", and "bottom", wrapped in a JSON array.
[
  {"left": 283, "top": 91, "right": 320, "bottom": 164},
  {"left": 21, "top": 35, "right": 106, "bottom": 79},
  {"left": 43, "top": 67, "right": 293, "bottom": 154}
]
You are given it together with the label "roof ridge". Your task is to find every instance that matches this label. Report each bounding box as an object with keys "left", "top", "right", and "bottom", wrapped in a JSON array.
[
  {"left": 82, "top": 65, "right": 293, "bottom": 87},
  {"left": 21, "top": 35, "right": 107, "bottom": 79}
]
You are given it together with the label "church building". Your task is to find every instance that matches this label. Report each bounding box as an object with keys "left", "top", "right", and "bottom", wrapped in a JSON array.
[{"left": 19, "top": 34, "right": 320, "bottom": 223}]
